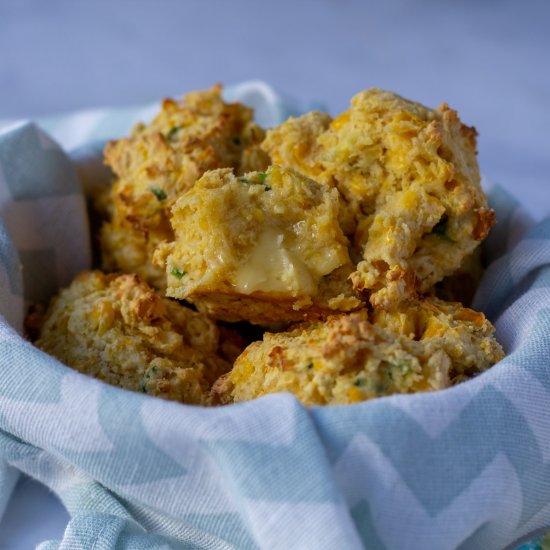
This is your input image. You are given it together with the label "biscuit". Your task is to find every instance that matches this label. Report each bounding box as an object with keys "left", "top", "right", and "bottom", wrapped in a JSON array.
[
  {"left": 154, "top": 165, "right": 362, "bottom": 324},
  {"left": 213, "top": 297, "right": 504, "bottom": 406},
  {"left": 35, "top": 271, "right": 233, "bottom": 405},
  {"left": 262, "top": 89, "right": 494, "bottom": 309},
  {"left": 101, "top": 85, "right": 269, "bottom": 289}
]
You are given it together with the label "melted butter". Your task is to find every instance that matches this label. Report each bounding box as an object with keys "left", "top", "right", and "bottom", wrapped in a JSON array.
[{"left": 233, "top": 227, "right": 315, "bottom": 295}]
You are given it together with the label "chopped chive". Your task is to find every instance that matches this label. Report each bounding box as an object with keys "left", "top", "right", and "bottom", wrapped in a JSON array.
[
  {"left": 238, "top": 173, "right": 270, "bottom": 190},
  {"left": 149, "top": 187, "right": 167, "bottom": 201},
  {"left": 354, "top": 377, "right": 366, "bottom": 387},
  {"left": 257, "top": 172, "right": 271, "bottom": 190},
  {"left": 305, "top": 362, "right": 314, "bottom": 370},
  {"left": 139, "top": 382, "right": 148, "bottom": 393},
  {"left": 165, "top": 127, "right": 181, "bottom": 141},
  {"left": 384, "top": 360, "right": 412, "bottom": 382},
  {"left": 232, "top": 137, "right": 241, "bottom": 146},
  {"left": 170, "top": 267, "right": 186, "bottom": 279}
]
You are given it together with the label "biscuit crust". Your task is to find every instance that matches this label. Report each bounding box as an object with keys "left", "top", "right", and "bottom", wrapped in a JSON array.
[
  {"left": 101, "top": 85, "right": 269, "bottom": 289},
  {"left": 154, "top": 165, "right": 362, "bottom": 324},
  {"left": 213, "top": 297, "right": 504, "bottom": 406},
  {"left": 35, "top": 271, "right": 233, "bottom": 405},
  {"left": 262, "top": 89, "right": 494, "bottom": 309}
]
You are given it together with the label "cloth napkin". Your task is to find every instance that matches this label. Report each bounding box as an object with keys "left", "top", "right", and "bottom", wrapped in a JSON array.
[{"left": 0, "top": 81, "right": 549, "bottom": 550}]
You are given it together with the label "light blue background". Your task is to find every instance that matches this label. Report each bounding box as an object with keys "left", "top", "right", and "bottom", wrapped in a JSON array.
[
  {"left": 0, "top": 1, "right": 549, "bottom": 547},
  {"left": 1, "top": 0, "right": 549, "bottom": 222}
]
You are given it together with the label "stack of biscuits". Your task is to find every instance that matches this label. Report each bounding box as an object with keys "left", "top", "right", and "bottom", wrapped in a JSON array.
[{"left": 33, "top": 84, "right": 504, "bottom": 406}]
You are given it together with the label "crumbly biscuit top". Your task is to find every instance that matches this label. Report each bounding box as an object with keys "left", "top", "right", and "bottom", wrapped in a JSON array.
[
  {"left": 214, "top": 297, "right": 504, "bottom": 406},
  {"left": 262, "top": 88, "right": 494, "bottom": 309},
  {"left": 100, "top": 85, "right": 269, "bottom": 289},
  {"left": 153, "top": 165, "right": 361, "bottom": 323}
]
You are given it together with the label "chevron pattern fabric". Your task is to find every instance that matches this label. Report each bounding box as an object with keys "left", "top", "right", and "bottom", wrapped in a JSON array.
[{"left": 0, "top": 82, "right": 548, "bottom": 550}]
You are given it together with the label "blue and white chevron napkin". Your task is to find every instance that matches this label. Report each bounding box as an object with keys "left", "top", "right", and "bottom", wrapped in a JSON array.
[{"left": 0, "top": 81, "right": 549, "bottom": 550}]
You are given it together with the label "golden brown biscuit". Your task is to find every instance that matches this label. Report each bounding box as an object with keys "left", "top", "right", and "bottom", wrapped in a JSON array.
[
  {"left": 101, "top": 85, "right": 269, "bottom": 289},
  {"left": 262, "top": 89, "right": 494, "bottom": 309},
  {"left": 213, "top": 297, "right": 504, "bottom": 406},
  {"left": 154, "top": 165, "right": 362, "bottom": 324},
  {"left": 35, "top": 271, "right": 233, "bottom": 405}
]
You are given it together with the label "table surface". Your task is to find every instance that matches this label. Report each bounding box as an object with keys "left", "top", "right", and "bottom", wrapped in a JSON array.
[{"left": 1, "top": 0, "right": 549, "bottom": 546}]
